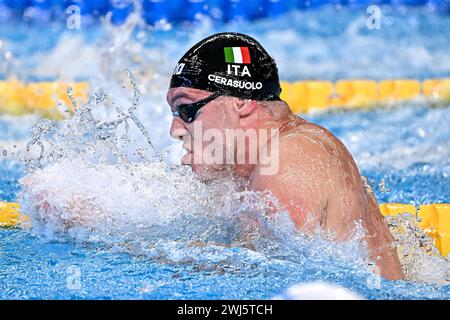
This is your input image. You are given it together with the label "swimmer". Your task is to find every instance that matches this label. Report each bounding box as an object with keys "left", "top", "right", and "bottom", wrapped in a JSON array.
[{"left": 167, "top": 32, "right": 404, "bottom": 280}]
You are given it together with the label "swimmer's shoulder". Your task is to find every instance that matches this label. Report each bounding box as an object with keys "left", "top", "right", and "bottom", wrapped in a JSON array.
[
  {"left": 279, "top": 117, "right": 352, "bottom": 162},
  {"left": 278, "top": 115, "right": 330, "bottom": 138},
  {"left": 278, "top": 119, "right": 337, "bottom": 153}
]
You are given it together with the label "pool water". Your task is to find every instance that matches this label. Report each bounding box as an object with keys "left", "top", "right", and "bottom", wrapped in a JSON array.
[{"left": 1, "top": 7, "right": 450, "bottom": 299}]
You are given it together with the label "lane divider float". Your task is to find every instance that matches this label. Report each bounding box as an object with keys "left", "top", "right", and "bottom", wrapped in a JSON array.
[
  {"left": 1, "top": 200, "right": 449, "bottom": 256},
  {"left": 281, "top": 78, "right": 450, "bottom": 113},
  {"left": 0, "top": 80, "right": 88, "bottom": 118},
  {"left": 380, "top": 203, "right": 450, "bottom": 257},
  {"left": 1, "top": 78, "right": 450, "bottom": 118},
  {"left": 0, "top": 201, "right": 29, "bottom": 228}
]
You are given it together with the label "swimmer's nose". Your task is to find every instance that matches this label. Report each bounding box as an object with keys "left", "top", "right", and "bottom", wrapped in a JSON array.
[{"left": 170, "top": 116, "right": 189, "bottom": 141}]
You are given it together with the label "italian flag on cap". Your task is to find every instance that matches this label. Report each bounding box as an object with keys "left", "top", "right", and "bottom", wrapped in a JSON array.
[{"left": 224, "top": 47, "right": 251, "bottom": 64}]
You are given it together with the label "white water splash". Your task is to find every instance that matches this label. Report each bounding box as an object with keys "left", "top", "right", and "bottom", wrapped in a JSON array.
[
  {"left": 273, "top": 281, "right": 364, "bottom": 300},
  {"left": 19, "top": 157, "right": 375, "bottom": 278}
]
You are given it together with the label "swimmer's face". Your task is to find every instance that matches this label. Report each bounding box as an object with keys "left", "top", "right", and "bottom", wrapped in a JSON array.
[{"left": 167, "top": 87, "right": 250, "bottom": 179}]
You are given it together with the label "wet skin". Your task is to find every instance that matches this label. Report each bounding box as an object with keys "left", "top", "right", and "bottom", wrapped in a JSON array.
[{"left": 168, "top": 87, "right": 405, "bottom": 280}]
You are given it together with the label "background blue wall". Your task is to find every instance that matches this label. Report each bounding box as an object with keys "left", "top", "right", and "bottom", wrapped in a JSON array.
[{"left": 0, "top": 0, "right": 449, "bottom": 25}]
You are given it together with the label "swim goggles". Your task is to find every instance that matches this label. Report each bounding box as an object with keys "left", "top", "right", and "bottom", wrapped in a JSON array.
[{"left": 172, "top": 91, "right": 222, "bottom": 123}]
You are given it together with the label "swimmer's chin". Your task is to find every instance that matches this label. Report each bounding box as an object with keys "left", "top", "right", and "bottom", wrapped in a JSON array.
[{"left": 181, "top": 151, "right": 193, "bottom": 165}]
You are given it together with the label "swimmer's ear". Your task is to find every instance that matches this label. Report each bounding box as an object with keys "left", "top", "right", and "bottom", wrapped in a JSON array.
[{"left": 233, "top": 98, "right": 257, "bottom": 117}]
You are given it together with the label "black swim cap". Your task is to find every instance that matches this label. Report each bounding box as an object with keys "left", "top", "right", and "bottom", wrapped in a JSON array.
[{"left": 170, "top": 32, "right": 282, "bottom": 101}]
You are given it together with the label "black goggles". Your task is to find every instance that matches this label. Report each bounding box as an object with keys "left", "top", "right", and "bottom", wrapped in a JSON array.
[{"left": 172, "top": 91, "right": 222, "bottom": 123}]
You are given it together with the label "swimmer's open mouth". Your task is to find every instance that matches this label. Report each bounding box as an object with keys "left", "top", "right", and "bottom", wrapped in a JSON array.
[
  {"left": 181, "top": 144, "right": 193, "bottom": 165},
  {"left": 181, "top": 152, "right": 193, "bottom": 165}
]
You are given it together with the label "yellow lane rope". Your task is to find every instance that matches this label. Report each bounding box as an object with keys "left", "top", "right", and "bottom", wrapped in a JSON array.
[
  {"left": 1, "top": 200, "right": 449, "bottom": 256},
  {"left": 0, "top": 80, "right": 88, "bottom": 118},
  {"left": 0, "top": 201, "right": 29, "bottom": 228},
  {"left": 281, "top": 78, "right": 450, "bottom": 113},
  {"left": 380, "top": 203, "right": 450, "bottom": 257},
  {"left": 1, "top": 78, "right": 450, "bottom": 118}
]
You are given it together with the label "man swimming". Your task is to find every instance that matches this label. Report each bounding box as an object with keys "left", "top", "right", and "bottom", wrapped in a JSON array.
[{"left": 167, "top": 32, "right": 404, "bottom": 280}]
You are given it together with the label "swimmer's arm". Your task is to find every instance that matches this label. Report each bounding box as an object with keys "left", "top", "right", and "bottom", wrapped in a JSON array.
[
  {"left": 250, "top": 134, "right": 331, "bottom": 233},
  {"left": 21, "top": 174, "right": 103, "bottom": 225}
]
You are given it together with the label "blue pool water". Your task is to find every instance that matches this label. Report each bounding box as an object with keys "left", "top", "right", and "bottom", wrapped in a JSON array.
[{"left": 1, "top": 7, "right": 450, "bottom": 299}]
